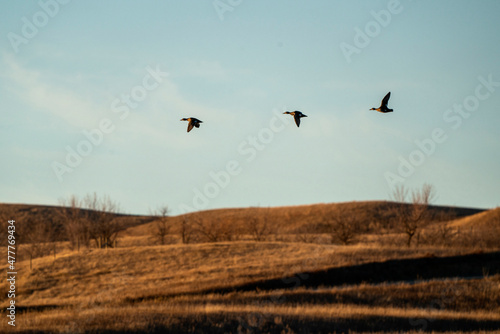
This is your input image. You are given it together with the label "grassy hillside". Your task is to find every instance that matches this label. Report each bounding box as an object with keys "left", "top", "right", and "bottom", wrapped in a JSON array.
[
  {"left": 123, "top": 201, "right": 485, "bottom": 236},
  {"left": 0, "top": 203, "right": 153, "bottom": 233},
  {"left": 0, "top": 201, "right": 486, "bottom": 241},
  {"left": 448, "top": 207, "right": 500, "bottom": 229},
  {"left": 1, "top": 242, "right": 499, "bottom": 333},
  {"left": 1, "top": 201, "right": 498, "bottom": 333}
]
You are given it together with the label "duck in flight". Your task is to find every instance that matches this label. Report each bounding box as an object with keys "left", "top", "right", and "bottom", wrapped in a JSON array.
[
  {"left": 370, "top": 92, "right": 393, "bottom": 113},
  {"left": 180, "top": 117, "right": 203, "bottom": 132},
  {"left": 283, "top": 111, "right": 308, "bottom": 127}
]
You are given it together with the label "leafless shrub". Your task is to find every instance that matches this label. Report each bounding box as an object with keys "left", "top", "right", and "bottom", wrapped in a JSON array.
[
  {"left": 82, "top": 193, "right": 121, "bottom": 248},
  {"left": 150, "top": 205, "right": 170, "bottom": 245},
  {"left": 418, "top": 223, "right": 454, "bottom": 247},
  {"left": 153, "top": 220, "right": 170, "bottom": 245},
  {"left": 296, "top": 232, "right": 318, "bottom": 243},
  {"left": 428, "top": 208, "right": 458, "bottom": 246},
  {"left": 435, "top": 223, "right": 454, "bottom": 246},
  {"left": 191, "top": 215, "right": 234, "bottom": 243},
  {"left": 327, "top": 205, "right": 361, "bottom": 245},
  {"left": 390, "top": 184, "right": 436, "bottom": 247},
  {"left": 180, "top": 218, "right": 194, "bottom": 244},
  {"left": 59, "top": 195, "right": 91, "bottom": 250},
  {"left": 247, "top": 208, "right": 273, "bottom": 242},
  {"left": 23, "top": 218, "right": 57, "bottom": 262}
]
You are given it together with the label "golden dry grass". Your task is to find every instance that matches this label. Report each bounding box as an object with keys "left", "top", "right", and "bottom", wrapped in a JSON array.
[
  {"left": 1, "top": 240, "right": 499, "bottom": 333},
  {"left": 122, "top": 201, "right": 485, "bottom": 237},
  {"left": 14, "top": 299, "right": 500, "bottom": 333},
  {"left": 448, "top": 207, "right": 500, "bottom": 229},
  {"left": 1, "top": 202, "right": 499, "bottom": 333},
  {"left": 3, "top": 241, "right": 473, "bottom": 307}
]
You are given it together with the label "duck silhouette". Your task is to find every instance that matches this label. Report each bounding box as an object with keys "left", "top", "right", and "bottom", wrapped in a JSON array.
[
  {"left": 370, "top": 92, "right": 393, "bottom": 113},
  {"left": 283, "top": 111, "right": 308, "bottom": 127},
  {"left": 180, "top": 117, "right": 203, "bottom": 132}
]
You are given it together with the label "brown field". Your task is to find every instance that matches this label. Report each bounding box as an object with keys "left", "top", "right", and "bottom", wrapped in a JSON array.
[{"left": 1, "top": 201, "right": 499, "bottom": 333}]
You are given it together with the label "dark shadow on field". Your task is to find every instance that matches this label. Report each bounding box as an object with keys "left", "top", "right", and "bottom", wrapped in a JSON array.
[
  {"left": 168, "top": 315, "right": 500, "bottom": 333},
  {"left": 125, "top": 251, "right": 500, "bottom": 305},
  {"left": 15, "top": 304, "right": 61, "bottom": 313},
  {"left": 161, "top": 315, "right": 500, "bottom": 333},
  {"left": 14, "top": 314, "right": 500, "bottom": 333},
  {"left": 18, "top": 252, "right": 500, "bottom": 334},
  {"left": 212, "top": 251, "right": 500, "bottom": 294}
]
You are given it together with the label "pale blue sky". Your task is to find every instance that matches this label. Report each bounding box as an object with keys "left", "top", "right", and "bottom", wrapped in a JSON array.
[{"left": 1, "top": 1, "right": 499, "bottom": 215}]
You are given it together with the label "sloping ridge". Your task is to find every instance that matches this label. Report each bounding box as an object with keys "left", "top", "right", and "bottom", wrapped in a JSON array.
[
  {"left": 124, "top": 201, "right": 487, "bottom": 236},
  {"left": 210, "top": 251, "right": 500, "bottom": 294},
  {"left": 448, "top": 207, "right": 500, "bottom": 229},
  {"left": 0, "top": 203, "right": 154, "bottom": 240},
  {"left": 1, "top": 201, "right": 492, "bottom": 239}
]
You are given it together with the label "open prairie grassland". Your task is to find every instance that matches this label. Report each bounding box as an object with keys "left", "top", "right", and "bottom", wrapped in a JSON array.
[{"left": 1, "top": 202, "right": 500, "bottom": 333}]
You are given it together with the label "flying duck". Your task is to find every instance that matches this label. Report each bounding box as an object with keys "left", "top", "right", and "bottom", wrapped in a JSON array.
[
  {"left": 370, "top": 92, "right": 393, "bottom": 113},
  {"left": 283, "top": 111, "right": 307, "bottom": 127},
  {"left": 180, "top": 117, "right": 203, "bottom": 132}
]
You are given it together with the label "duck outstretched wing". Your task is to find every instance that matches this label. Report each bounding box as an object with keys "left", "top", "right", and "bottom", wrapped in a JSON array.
[{"left": 381, "top": 92, "right": 391, "bottom": 107}]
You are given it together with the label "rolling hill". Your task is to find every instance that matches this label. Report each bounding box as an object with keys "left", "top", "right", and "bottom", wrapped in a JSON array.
[
  {"left": 0, "top": 200, "right": 498, "bottom": 333},
  {"left": 0, "top": 200, "right": 489, "bottom": 246},
  {"left": 123, "top": 201, "right": 486, "bottom": 237},
  {"left": 448, "top": 207, "right": 500, "bottom": 229}
]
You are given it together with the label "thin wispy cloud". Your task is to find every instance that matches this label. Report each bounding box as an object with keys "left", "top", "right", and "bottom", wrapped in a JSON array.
[
  {"left": 183, "top": 60, "right": 231, "bottom": 82},
  {"left": 4, "top": 54, "right": 105, "bottom": 130}
]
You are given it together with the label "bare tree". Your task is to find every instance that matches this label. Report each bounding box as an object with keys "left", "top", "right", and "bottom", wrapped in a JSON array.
[
  {"left": 2, "top": 205, "right": 63, "bottom": 266},
  {"left": 192, "top": 214, "right": 233, "bottom": 243},
  {"left": 59, "top": 195, "right": 91, "bottom": 250},
  {"left": 391, "top": 184, "right": 436, "bottom": 247},
  {"left": 180, "top": 218, "right": 193, "bottom": 244},
  {"left": 83, "top": 193, "right": 121, "bottom": 248},
  {"left": 327, "top": 205, "right": 361, "bottom": 245},
  {"left": 248, "top": 208, "right": 272, "bottom": 242},
  {"left": 150, "top": 205, "right": 170, "bottom": 245},
  {"left": 435, "top": 223, "right": 453, "bottom": 247},
  {"left": 23, "top": 216, "right": 58, "bottom": 268},
  {"left": 424, "top": 208, "right": 457, "bottom": 247}
]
